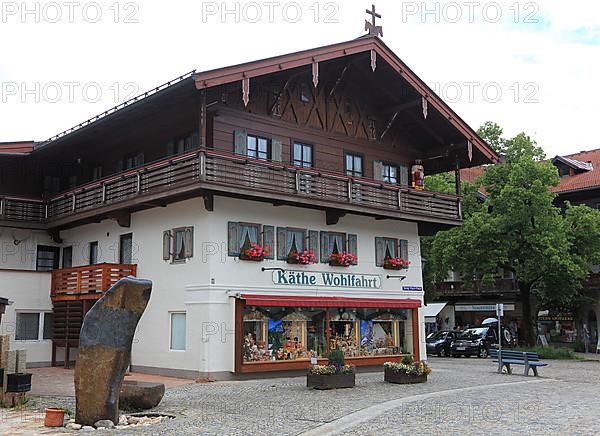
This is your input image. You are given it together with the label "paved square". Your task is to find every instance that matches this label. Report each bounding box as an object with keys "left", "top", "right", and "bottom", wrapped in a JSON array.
[{"left": 10, "top": 357, "right": 600, "bottom": 435}]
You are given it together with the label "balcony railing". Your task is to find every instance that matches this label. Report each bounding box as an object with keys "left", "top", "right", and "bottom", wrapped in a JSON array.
[
  {"left": 437, "top": 278, "right": 519, "bottom": 297},
  {"left": 1, "top": 149, "right": 462, "bottom": 228},
  {"left": 51, "top": 263, "right": 137, "bottom": 301}
]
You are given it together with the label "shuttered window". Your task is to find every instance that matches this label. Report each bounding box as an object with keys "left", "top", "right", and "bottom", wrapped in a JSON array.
[
  {"left": 373, "top": 161, "right": 408, "bottom": 186},
  {"left": 233, "top": 130, "right": 283, "bottom": 162},
  {"left": 375, "top": 237, "right": 409, "bottom": 267},
  {"left": 228, "top": 222, "right": 272, "bottom": 258},
  {"left": 319, "top": 232, "right": 357, "bottom": 263},
  {"left": 276, "top": 228, "right": 308, "bottom": 259},
  {"left": 162, "top": 227, "right": 194, "bottom": 263}
]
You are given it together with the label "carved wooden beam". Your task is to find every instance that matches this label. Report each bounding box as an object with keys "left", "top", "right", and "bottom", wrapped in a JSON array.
[
  {"left": 47, "top": 229, "right": 62, "bottom": 244},
  {"left": 329, "top": 63, "right": 351, "bottom": 98},
  {"left": 203, "top": 192, "right": 214, "bottom": 212},
  {"left": 199, "top": 90, "right": 207, "bottom": 146},
  {"left": 312, "top": 61, "right": 319, "bottom": 87},
  {"left": 242, "top": 77, "right": 250, "bottom": 107},
  {"left": 326, "top": 209, "right": 346, "bottom": 225},
  {"left": 380, "top": 111, "right": 399, "bottom": 140},
  {"left": 110, "top": 211, "right": 131, "bottom": 228}
]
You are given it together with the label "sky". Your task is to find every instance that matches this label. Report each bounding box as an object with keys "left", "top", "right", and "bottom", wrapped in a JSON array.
[{"left": 0, "top": 0, "right": 598, "bottom": 158}]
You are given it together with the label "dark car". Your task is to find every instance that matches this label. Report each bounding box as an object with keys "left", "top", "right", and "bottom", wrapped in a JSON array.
[
  {"left": 426, "top": 330, "right": 460, "bottom": 357},
  {"left": 450, "top": 327, "right": 499, "bottom": 358}
]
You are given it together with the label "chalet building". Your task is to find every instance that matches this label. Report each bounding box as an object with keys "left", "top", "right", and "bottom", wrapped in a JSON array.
[
  {"left": 436, "top": 149, "right": 600, "bottom": 346},
  {"left": 0, "top": 34, "right": 497, "bottom": 378}
]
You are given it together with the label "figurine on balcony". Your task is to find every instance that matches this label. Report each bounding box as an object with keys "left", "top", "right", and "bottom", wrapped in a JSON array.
[{"left": 411, "top": 160, "right": 425, "bottom": 190}]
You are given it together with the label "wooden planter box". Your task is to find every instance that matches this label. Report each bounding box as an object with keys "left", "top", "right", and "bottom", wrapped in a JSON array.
[
  {"left": 329, "top": 259, "right": 350, "bottom": 267},
  {"left": 307, "top": 372, "right": 355, "bottom": 390},
  {"left": 6, "top": 373, "right": 32, "bottom": 392},
  {"left": 384, "top": 367, "right": 427, "bottom": 384},
  {"left": 239, "top": 254, "right": 264, "bottom": 262}
]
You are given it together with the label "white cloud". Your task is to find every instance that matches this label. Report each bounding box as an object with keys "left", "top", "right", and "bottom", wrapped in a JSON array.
[{"left": 0, "top": 0, "right": 598, "bottom": 158}]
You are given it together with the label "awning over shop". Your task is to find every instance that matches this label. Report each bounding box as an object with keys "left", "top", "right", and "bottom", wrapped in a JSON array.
[
  {"left": 422, "top": 302, "right": 447, "bottom": 319},
  {"left": 240, "top": 294, "right": 421, "bottom": 309}
]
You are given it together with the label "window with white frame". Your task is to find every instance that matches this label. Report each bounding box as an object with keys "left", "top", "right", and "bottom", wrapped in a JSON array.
[
  {"left": 15, "top": 312, "right": 53, "bottom": 341},
  {"left": 170, "top": 312, "right": 186, "bottom": 351}
]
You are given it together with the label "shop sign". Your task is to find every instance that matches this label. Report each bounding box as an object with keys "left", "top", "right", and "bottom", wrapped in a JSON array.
[
  {"left": 402, "top": 286, "right": 422, "bottom": 291},
  {"left": 272, "top": 270, "right": 381, "bottom": 289},
  {"left": 455, "top": 304, "right": 515, "bottom": 312}
]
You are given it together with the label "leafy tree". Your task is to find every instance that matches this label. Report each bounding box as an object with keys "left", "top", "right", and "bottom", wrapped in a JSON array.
[{"left": 427, "top": 124, "right": 600, "bottom": 344}]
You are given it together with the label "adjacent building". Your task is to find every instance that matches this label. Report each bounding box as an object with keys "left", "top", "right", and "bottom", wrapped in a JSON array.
[
  {"left": 435, "top": 148, "right": 600, "bottom": 346},
  {"left": 0, "top": 36, "right": 496, "bottom": 378}
]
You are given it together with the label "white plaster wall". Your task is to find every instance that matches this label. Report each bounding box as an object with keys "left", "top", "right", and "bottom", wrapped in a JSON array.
[
  {"left": 0, "top": 270, "right": 53, "bottom": 365},
  {"left": 0, "top": 228, "right": 59, "bottom": 270},
  {"left": 21, "top": 194, "right": 427, "bottom": 375}
]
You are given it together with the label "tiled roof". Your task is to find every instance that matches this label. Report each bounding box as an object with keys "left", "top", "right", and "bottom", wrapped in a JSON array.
[
  {"left": 552, "top": 148, "right": 600, "bottom": 193},
  {"left": 457, "top": 148, "right": 600, "bottom": 195},
  {"left": 0, "top": 141, "right": 34, "bottom": 155}
]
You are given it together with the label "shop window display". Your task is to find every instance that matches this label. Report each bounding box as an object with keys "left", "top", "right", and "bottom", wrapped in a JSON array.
[{"left": 242, "top": 306, "right": 412, "bottom": 363}]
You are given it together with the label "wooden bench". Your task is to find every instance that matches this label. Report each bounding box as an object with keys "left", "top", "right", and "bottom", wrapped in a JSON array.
[{"left": 490, "top": 349, "right": 547, "bottom": 376}]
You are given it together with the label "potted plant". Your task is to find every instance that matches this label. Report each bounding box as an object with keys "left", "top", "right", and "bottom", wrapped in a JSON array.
[
  {"left": 383, "top": 257, "right": 410, "bottom": 270},
  {"left": 329, "top": 252, "right": 357, "bottom": 267},
  {"left": 239, "top": 241, "right": 269, "bottom": 261},
  {"left": 307, "top": 349, "right": 355, "bottom": 390},
  {"left": 287, "top": 249, "right": 317, "bottom": 265},
  {"left": 384, "top": 355, "right": 431, "bottom": 384}
]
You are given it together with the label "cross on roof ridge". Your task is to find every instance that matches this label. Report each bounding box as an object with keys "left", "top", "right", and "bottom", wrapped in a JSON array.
[{"left": 365, "top": 4, "right": 383, "bottom": 37}]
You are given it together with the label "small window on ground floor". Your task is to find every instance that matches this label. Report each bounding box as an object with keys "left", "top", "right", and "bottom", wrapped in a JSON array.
[
  {"left": 170, "top": 312, "right": 186, "bottom": 351},
  {"left": 16, "top": 312, "right": 53, "bottom": 341}
]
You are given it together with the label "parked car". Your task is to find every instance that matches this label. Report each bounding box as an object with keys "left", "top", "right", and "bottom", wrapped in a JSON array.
[
  {"left": 450, "top": 327, "right": 499, "bottom": 358},
  {"left": 426, "top": 330, "right": 461, "bottom": 357}
]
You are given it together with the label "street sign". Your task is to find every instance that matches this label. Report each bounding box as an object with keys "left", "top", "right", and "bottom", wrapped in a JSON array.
[{"left": 496, "top": 303, "right": 504, "bottom": 317}]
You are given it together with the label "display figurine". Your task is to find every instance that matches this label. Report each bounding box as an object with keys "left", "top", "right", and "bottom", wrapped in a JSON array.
[{"left": 411, "top": 160, "right": 425, "bottom": 190}]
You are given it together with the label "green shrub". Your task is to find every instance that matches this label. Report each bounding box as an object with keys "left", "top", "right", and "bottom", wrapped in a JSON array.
[
  {"left": 517, "top": 346, "right": 581, "bottom": 360},
  {"left": 401, "top": 354, "right": 414, "bottom": 365},
  {"left": 573, "top": 340, "right": 585, "bottom": 353},
  {"left": 327, "top": 349, "right": 345, "bottom": 366}
]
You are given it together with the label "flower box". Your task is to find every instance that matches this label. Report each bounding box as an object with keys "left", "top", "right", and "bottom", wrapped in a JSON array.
[
  {"left": 287, "top": 250, "right": 317, "bottom": 265},
  {"left": 239, "top": 253, "right": 264, "bottom": 261},
  {"left": 6, "top": 373, "right": 32, "bottom": 392},
  {"left": 329, "top": 252, "right": 357, "bottom": 267},
  {"left": 307, "top": 372, "right": 355, "bottom": 390},
  {"left": 383, "top": 257, "right": 410, "bottom": 270},
  {"left": 384, "top": 367, "right": 428, "bottom": 384}
]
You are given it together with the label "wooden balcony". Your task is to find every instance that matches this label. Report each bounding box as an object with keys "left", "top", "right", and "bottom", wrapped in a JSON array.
[
  {"left": 437, "top": 279, "right": 519, "bottom": 298},
  {"left": 51, "top": 263, "right": 137, "bottom": 301},
  {"left": 1, "top": 149, "right": 462, "bottom": 229}
]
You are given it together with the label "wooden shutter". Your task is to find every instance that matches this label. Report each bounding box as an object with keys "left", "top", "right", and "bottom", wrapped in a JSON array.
[
  {"left": 399, "top": 239, "right": 409, "bottom": 260},
  {"left": 271, "top": 139, "right": 283, "bottom": 162},
  {"left": 162, "top": 230, "right": 172, "bottom": 261},
  {"left": 233, "top": 130, "right": 248, "bottom": 155},
  {"left": 373, "top": 160, "right": 384, "bottom": 181},
  {"left": 227, "top": 222, "right": 240, "bottom": 256},
  {"left": 276, "top": 227, "right": 287, "bottom": 260},
  {"left": 399, "top": 165, "right": 409, "bottom": 186},
  {"left": 263, "top": 225, "right": 275, "bottom": 260},
  {"left": 308, "top": 230, "right": 319, "bottom": 254},
  {"left": 375, "top": 237, "right": 385, "bottom": 267},
  {"left": 183, "top": 227, "right": 194, "bottom": 258},
  {"left": 348, "top": 234, "right": 358, "bottom": 265},
  {"left": 320, "top": 231, "right": 330, "bottom": 263}
]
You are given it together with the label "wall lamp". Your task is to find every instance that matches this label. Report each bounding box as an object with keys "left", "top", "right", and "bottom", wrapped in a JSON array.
[
  {"left": 261, "top": 267, "right": 286, "bottom": 272},
  {"left": 386, "top": 275, "right": 407, "bottom": 280}
]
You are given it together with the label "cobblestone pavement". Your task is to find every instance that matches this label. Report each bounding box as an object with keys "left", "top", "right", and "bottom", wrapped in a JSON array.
[{"left": 13, "top": 357, "right": 600, "bottom": 435}]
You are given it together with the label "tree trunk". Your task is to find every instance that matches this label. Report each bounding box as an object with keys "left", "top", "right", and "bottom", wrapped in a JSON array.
[{"left": 519, "top": 282, "right": 535, "bottom": 346}]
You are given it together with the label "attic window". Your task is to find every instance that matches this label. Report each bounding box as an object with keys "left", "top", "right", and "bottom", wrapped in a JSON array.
[{"left": 559, "top": 166, "right": 570, "bottom": 177}]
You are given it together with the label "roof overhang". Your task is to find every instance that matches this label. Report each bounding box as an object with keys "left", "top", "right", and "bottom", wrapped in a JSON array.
[{"left": 193, "top": 36, "right": 499, "bottom": 167}]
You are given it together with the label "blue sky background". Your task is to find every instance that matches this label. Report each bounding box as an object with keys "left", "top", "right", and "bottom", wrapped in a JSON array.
[{"left": 0, "top": 0, "right": 598, "bottom": 158}]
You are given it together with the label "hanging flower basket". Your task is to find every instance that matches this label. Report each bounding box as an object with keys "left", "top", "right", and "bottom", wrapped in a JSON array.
[
  {"left": 329, "top": 252, "right": 357, "bottom": 267},
  {"left": 383, "top": 257, "right": 410, "bottom": 270},
  {"left": 287, "top": 250, "right": 317, "bottom": 265},
  {"left": 239, "top": 243, "right": 269, "bottom": 261}
]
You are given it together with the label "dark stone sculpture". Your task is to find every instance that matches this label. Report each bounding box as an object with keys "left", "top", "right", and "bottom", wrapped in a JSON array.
[
  {"left": 74, "top": 277, "right": 152, "bottom": 426},
  {"left": 120, "top": 380, "right": 166, "bottom": 410}
]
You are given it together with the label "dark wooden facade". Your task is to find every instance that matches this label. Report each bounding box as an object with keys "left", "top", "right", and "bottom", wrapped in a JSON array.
[{"left": 0, "top": 37, "right": 496, "bottom": 234}]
